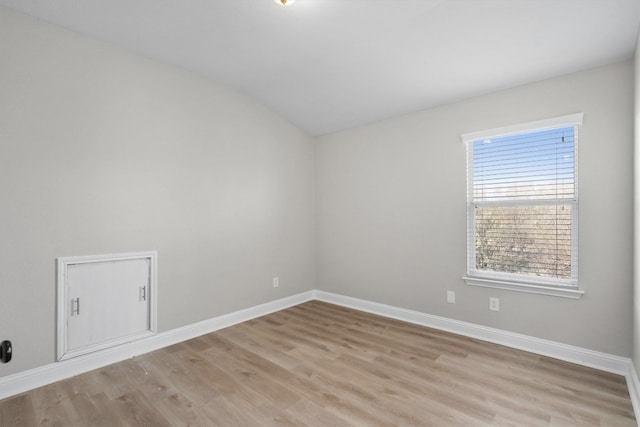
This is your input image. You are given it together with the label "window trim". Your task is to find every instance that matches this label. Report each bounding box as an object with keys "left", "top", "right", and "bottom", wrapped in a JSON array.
[{"left": 461, "top": 113, "right": 584, "bottom": 299}]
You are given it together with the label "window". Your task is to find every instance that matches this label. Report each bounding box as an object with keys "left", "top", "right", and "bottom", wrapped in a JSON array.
[{"left": 462, "top": 114, "right": 584, "bottom": 298}]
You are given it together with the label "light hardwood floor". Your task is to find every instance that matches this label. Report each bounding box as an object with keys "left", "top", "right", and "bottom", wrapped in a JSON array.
[{"left": 0, "top": 300, "right": 636, "bottom": 426}]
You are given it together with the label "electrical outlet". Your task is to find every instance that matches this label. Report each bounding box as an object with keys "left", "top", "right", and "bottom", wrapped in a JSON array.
[
  {"left": 273, "top": 277, "right": 279, "bottom": 288},
  {"left": 489, "top": 297, "right": 500, "bottom": 312},
  {"left": 447, "top": 290, "right": 456, "bottom": 304}
]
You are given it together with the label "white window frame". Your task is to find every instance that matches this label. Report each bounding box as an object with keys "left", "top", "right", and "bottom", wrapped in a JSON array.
[{"left": 461, "top": 113, "right": 584, "bottom": 299}]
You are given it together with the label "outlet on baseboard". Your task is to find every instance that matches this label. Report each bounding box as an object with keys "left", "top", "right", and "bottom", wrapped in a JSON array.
[
  {"left": 489, "top": 297, "right": 500, "bottom": 312},
  {"left": 273, "top": 277, "right": 279, "bottom": 288}
]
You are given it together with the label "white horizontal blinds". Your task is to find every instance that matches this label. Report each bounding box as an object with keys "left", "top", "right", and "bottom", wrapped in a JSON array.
[
  {"left": 472, "top": 127, "right": 575, "bottom": 202},
  {"left": 470, "top": 125, "right": 577, "bottom": 281}
]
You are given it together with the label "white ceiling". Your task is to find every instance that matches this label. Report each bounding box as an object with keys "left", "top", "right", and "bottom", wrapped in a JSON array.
[{"left": 1, "top": 0, "right": 639, "bottom": 136}]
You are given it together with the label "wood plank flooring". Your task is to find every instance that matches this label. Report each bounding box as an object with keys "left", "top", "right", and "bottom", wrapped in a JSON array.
[{"left": 0, "top": 300, "right": 636, "bottom": 426}]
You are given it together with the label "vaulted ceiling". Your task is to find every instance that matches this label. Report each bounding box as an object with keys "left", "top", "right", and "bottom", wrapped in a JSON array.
[{"left": 1, "top": 0, "right": 639, "bottom": 136}]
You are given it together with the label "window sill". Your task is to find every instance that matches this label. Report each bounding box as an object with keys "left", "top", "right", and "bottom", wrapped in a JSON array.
[{"left": 463, "top": 276, "right": 584, "bottom": 299}]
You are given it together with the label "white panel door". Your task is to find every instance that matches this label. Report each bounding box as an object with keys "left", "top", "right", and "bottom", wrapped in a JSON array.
[{"left": 66, "top": 258, "right": 151, "bottom": 352}]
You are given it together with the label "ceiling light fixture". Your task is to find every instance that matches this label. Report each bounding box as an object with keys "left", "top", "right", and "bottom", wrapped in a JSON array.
[{"left": 274, "top": 0, "right": 296, "bottom": 5}]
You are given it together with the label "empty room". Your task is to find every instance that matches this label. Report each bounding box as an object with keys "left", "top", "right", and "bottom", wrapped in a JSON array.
[{"left": 1, "top": 0, "right": 640, "bottom": 425}]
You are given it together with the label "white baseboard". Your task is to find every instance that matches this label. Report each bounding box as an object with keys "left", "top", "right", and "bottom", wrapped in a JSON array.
[
  {"left": 1, "top": 287, "right": 639, "bottom": 425},
  {"left": 314, "top": 291, "right": 630, "bottom": 374},
  {"left": 314, "top": 290, "right": 640, "bottom": 425},
  {"left": 0, "top": 291, "right": 315, "bottom": 401},
  {"left": 628, "top": 362, "right": 640, "bottom": 423}
]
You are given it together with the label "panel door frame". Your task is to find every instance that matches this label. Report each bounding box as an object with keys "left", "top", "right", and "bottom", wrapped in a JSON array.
[{"left": 56, "top": 251, "right": 158, "bottom": 361}]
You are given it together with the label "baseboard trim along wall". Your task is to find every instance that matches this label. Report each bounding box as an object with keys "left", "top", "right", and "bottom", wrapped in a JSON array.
[
  {"left": 313, "top": 291, "right": 630, "bottom": 374},
  {"left": 0, "top": 291, "right": 315, "bottom": 401},
  {"left": 1, "top": 289, "right": 638, "bottom": 421},
  {"left": 628, "top": 362, "right": 640, "bottom": 423},
  {"left": 312, "top": 290, "right": 640, "bottom": 421}
]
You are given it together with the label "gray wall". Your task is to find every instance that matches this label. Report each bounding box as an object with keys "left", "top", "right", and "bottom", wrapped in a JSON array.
[
  {"left": 0, "top": 7, "right": 315, "bottom": 376},
  {"left": 316, "top": 61, "right": 634, "bottom": 356},
  {"left": 633, "top": 31, "right": 640, "bottom": 371},
  {"left": 0, "top": 3, "right": 635, "bottom": 381}
]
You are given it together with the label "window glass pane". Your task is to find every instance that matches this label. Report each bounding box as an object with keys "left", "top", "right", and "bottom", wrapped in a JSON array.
[{"left": 475, "top": 203, "right": 573, "bottom": 279}]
